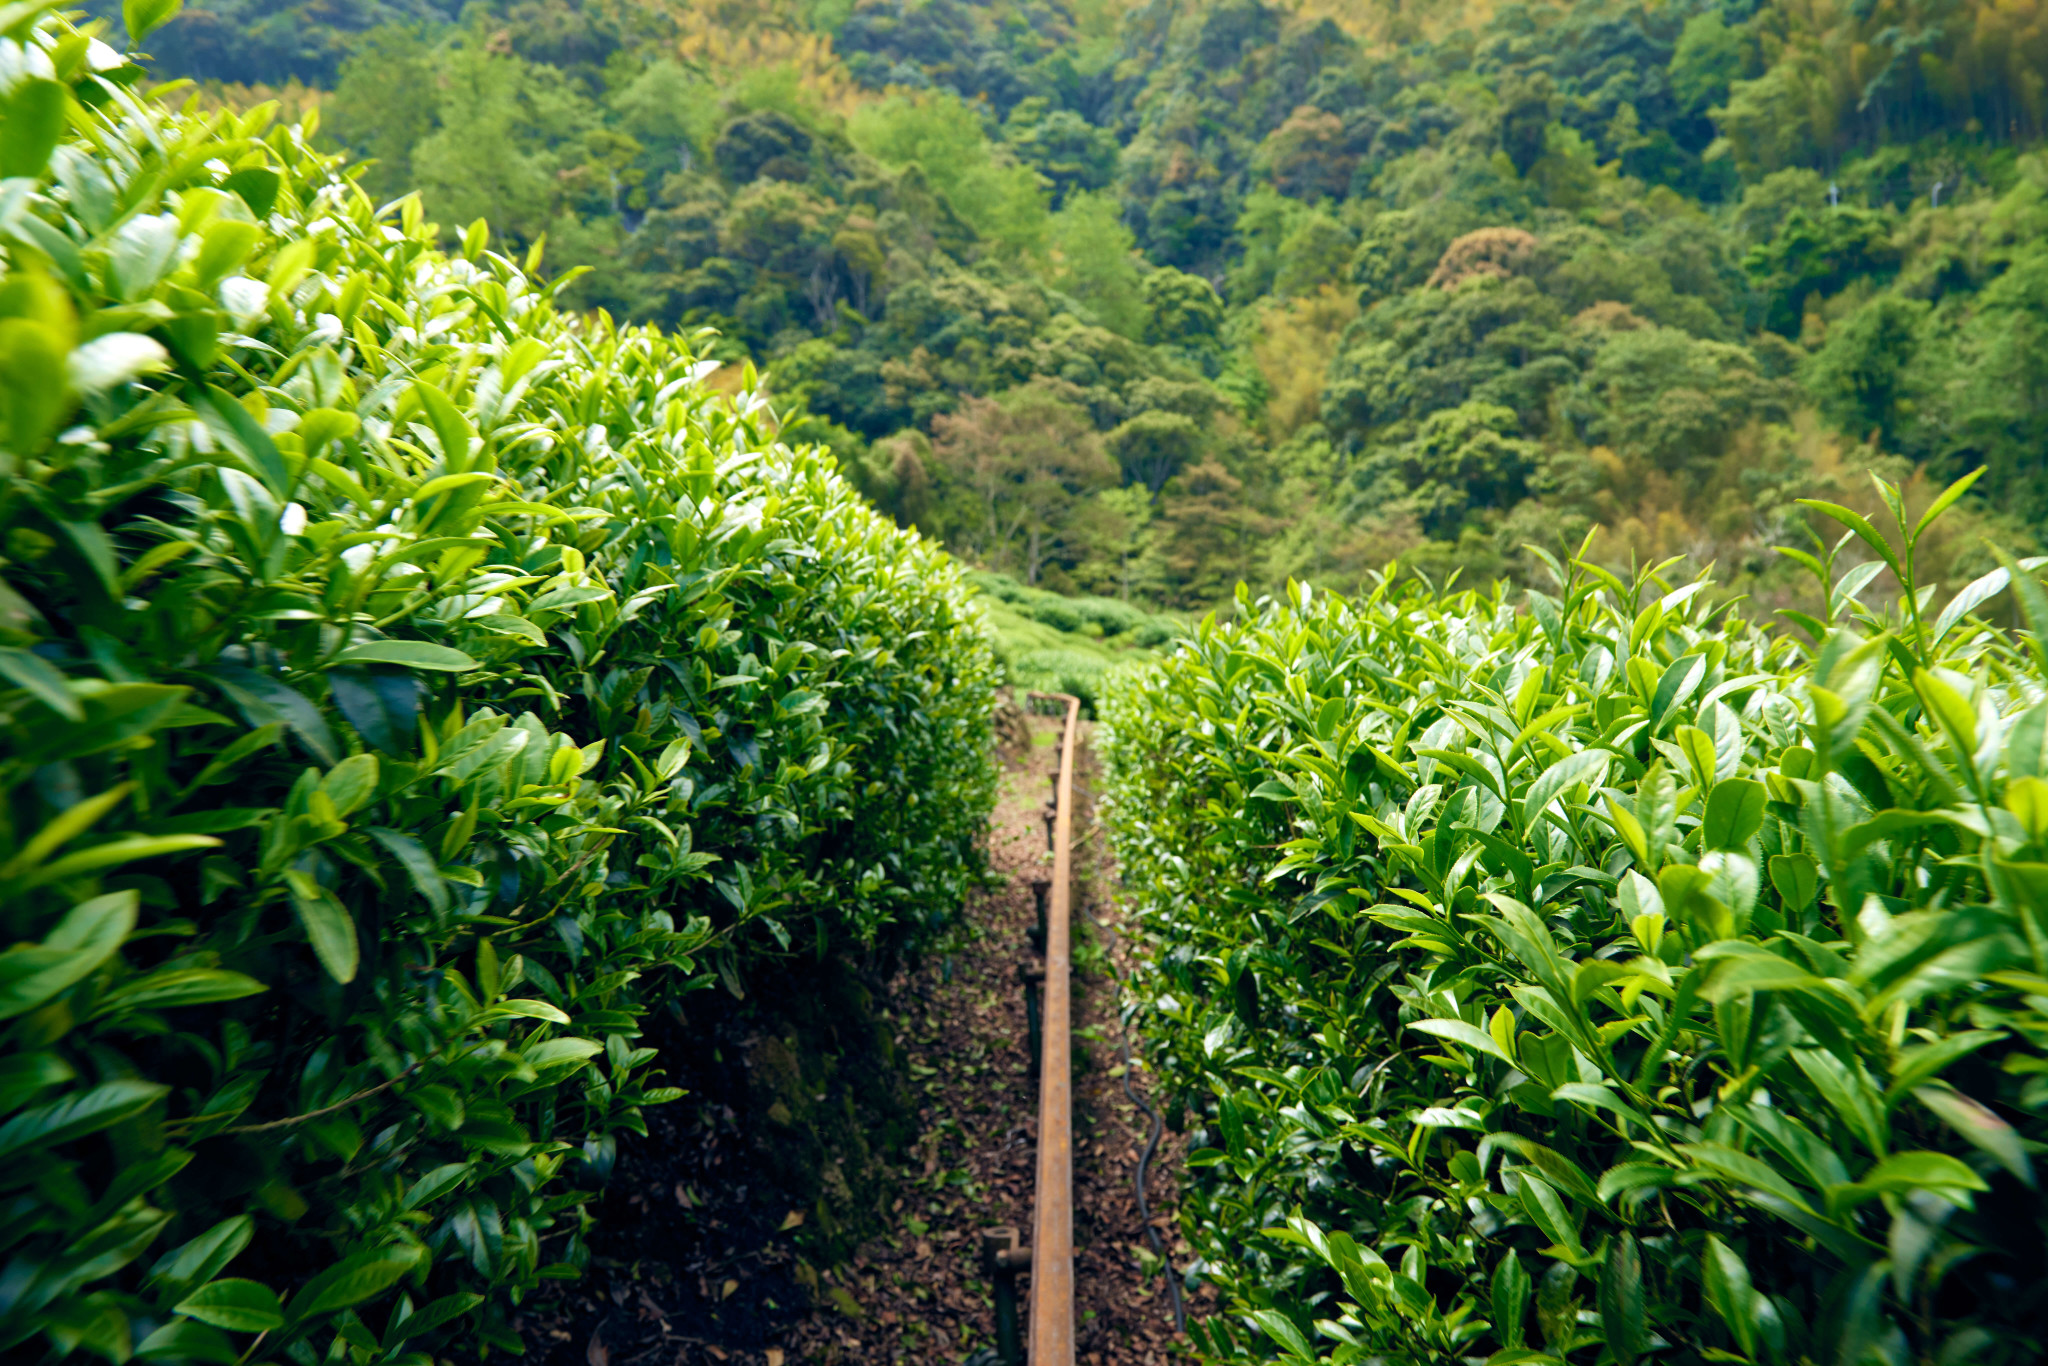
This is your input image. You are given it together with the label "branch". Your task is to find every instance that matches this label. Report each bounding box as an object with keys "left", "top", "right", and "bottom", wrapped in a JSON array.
[{"left": 167, "top": 1057, "right": 426, "bottom": 1136}]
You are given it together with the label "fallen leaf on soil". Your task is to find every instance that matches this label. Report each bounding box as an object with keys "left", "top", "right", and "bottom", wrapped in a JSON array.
[
  {"left": 585, "top": 1336, "right": 607, "bottom": 1366},
  {"left": 779, "top": 1209, "right": 805, "bottom": 1230},
  {"left": 766, "top": 1353, "right": 784, "bottom": 1366}
]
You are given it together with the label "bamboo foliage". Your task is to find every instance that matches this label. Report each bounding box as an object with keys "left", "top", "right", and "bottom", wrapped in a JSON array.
[{"left": 1721, "top": 0, "right": 2048, "bottom": 172}]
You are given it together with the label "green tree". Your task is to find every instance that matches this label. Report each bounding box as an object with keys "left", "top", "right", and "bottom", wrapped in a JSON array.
[
  {"left": 1578, "top": 326, "right": 1796, "bottom": 478},
  {"left": 324, "top": 25, "right": 442, "bottom": 203},
  {"left": 1068, "top": 484, "right": 1155, "bottom": 599},
  {"left": 1745, "top": 204, "right": 1899, "bottom": 334},
  {"left": 1256, "top": 104, "right": 1354, "bottom": 201},
  {"left": 1272, "top": 206, "right": 1355, "bottom": 298},
  {"left": 713, "top": 108, "right": 815, "bottom": 185},
  {"left": 1322, "top": 276, "right": 1575, "bottom": 447},
  {"left": 1225, "top": 186, "right": 1294, "bottom": 304},
  {"left": 1142, "top": 267, "right": 1225, "bottom": 348},
  {"left": 1049, "top": 189, "right": 1145, "bottom": 336},
  {"left": 1930, "top": 246, "right": 2048, "bottom": 523},
  {"left": 1005, "top": 96, "right": 1119, "bottom": 205},
  {"left": 1107, "top": 407, "right": 1203, "bottom": 495},
  {"left": 1390, "top": 401, "right": 1541, "bottom": 536},
  {"left": 612, "top": 59, "right": 721, "bottom": 182},
  {"left": 408, "top": 45, "right": 602, "bottom": 245},
  {"left": 1670, "top": 11, "right": 1746, "bottom": 114},
  {"left": 1352, "top": 206, "right": 1470, "bottom": 306},
  {"left": 930, "top": 382, "right": 1116, "bottom": 582},
  {"left": 1712, "top": 60, "right": 1825, "bottom": 178},
  {"left": 1146, "top": 459, "right": 1272, "bottom": 605},
  {"left": 1805, "top": 293, "right": 1930, "bottom": 449},
  {"left": 849, "top": 88, "right": 1049, "bottom": 257},
  {"left": 721, "top": 181, "right": 834, "bottom": 276},
  {"left": 1496, "top": 70, "right": 1558, "bottom": 177}
]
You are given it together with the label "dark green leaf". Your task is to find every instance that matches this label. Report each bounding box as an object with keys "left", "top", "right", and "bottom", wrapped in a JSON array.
[
  {"left": 0, "top": 1077, "right": 168, "bottom": 1162},
  {"left": 95, "top": 968, "right": 266, "bottom": 1016},
  {"left": 1798, "top": 499, "right": 1902, "bottom": 580},
  {"left": 327, "top": 668, "right": 423, "bottom": 755},
  {"left": 401, "top": 1162, "right": 469, "bottom": 1209},
  {"left": 0, "top": 890, "right": 135, "bottom": 1019},
  {"left": 382, "top": 1291, "right": 483, "bottom": 1347},
  {"left": 332, "top": 640, "right": 479, "bottom": 673},
  {"left": 1247, "top": 1308, "right": 1312, "bottom": 1360},
  {"left": 122, "top": 0, "right": 181, "bottom": 42},
  {"left": 1911, "top": 1087, "right": 2031, "bottom": 1186},
  {"left": 366, "top": 826, "right": 450, "bottom": 913},
  {"left": 1597, "top": 1232, "right": 1645, "bottom": 1366},
  {"left": 223, "top": 167, "right": 281, "bottom": 218},
  {"left": 0, "top": 644, "right": 81, "bottom": 719},
  {"left": 150, "top": 1216, "right": 255, "bottom": 1302},
  {"left": 188, "top": 385, "right": 291, "bottom": 497},
  {"left": 136, "top": 1319, "right": 238, "bottom": 1364},
  {"left": 1701, "top": 1235, "right": 1759, "bottom": 1358},
  {"left": 283, "top": 1247, "right": 420, "bottom": 1324},
  {"left": 175, "top": 1278, "right": 283, "bottom": 1333},
  {"left": 286, "top": 874, "right": 359, "bottom": 984},
  {"left": 0, "top": 78, "right": 65, "bottom": 179},
  {"left": 208, "top": 665, "right": 336, "bottom": 766},
  {"left": 1703, "top": 778, "right": 1767, "bottom": 849},
  {"left": 1491, "top": 1252, "right": 1530, "bottom": 1349},
  {"left": 1648, "top": 654, "right": 1705, "bottom": 733},
  {"left": 0, "top": 1048, "right": 73, "bottom": 1110}
]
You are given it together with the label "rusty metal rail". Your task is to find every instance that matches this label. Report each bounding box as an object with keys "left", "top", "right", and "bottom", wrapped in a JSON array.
[
  {"left": 1024, "top": 691, "right": 1079, "bottom": 1366},
  {"left": 977, "top": 693, "right": 1080, "bottom": 1366}
]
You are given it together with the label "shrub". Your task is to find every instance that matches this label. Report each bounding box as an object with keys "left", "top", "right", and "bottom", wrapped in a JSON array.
[
  {"left": 0, "top": 10, "right": 995, "bottom": 1364},
  {"left": 1102, "top": 483, "right": 2048, "bottom": 1363},
  {"left": 967, "top": 570, "right": 1168, "bottom": 643},
  {"left": 1008, "top": 647, "right": 1114, "bottom": 714}
]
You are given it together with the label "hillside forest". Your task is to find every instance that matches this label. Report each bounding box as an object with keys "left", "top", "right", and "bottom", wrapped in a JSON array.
[{"left": 118, "top": 0, "right": 2048, "bottom": 612}]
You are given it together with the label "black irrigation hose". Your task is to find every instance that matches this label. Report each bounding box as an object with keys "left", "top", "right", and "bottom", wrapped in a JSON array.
[
  {"left": 1115, "top": 1016, "right": 1186, "bottom": 1333},
  {"left": 1072, "top": 759, "right": 1183, "bottom": 1336}
]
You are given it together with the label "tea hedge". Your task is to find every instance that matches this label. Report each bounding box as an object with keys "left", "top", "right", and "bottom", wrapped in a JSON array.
[
  {"left": 1102, "top": 493, "right": 2048, "bottom": 1363},
  {"left": 0, "top": 5, "right": 997, "bottom": 1362}
]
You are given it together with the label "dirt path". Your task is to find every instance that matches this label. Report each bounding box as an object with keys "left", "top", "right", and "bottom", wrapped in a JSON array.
[{"left": 523, "top": 710, "right": 1202, "bottom": 1365}]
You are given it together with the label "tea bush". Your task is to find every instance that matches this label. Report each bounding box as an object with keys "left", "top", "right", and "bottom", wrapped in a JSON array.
[
  {"left": 1102, "top": 490, "right": 2048, "bottom": 1363},
  {"left": 1009, "top": 648, "right": 1115, "bottom": 716},
  {"left": 0, "top": 5, "right": 996, "bottom": 1362},
  {"left": 968, "top": 571, "right": 1178, "bottom": 649}
]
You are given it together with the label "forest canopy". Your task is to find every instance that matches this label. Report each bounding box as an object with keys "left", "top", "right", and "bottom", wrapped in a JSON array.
[{"left": 117, "top": 0, "right": 2048, "bottom": 612}]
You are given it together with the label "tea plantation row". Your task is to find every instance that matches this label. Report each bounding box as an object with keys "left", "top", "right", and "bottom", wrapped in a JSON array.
[
  {"left": 0, "top": 6, "right": 995, "bottom": 1362},
  {"left": 1102, "top": 511, "right": 2048, "bottom": 1362}
]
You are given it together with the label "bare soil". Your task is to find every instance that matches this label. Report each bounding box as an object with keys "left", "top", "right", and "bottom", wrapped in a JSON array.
[{"left": 520, "top": 712, "right": 1207, "bottom": 1365}]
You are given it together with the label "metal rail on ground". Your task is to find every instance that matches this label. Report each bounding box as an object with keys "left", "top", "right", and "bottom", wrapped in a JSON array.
[
  {"left": 976, "top": 693, "right": 1079, "bottom": 1366},
  {"left": 1025, "top": 691, "right": 1079, "bottom": 1366}
]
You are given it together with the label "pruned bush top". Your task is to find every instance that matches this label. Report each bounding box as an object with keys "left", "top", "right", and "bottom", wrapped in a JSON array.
[
  {"left": 0, "top": 8, "right": 996, "bottom": 1362},
  {"left": 1101, "top": 508, "right": 2048, "bottom": 1362}
]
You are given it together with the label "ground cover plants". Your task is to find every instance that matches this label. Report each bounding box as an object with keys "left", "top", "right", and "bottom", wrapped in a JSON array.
[
  {"left": 1101, "top": 485, "right": 2048, "bottom": 1363},
  {"left": 0, "top": 5, "right": 996, "bottom": 1361},
  {"left": 970, "top": 569, "right": 1178, "bottom": 713}
]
